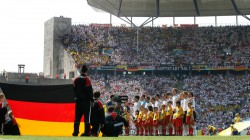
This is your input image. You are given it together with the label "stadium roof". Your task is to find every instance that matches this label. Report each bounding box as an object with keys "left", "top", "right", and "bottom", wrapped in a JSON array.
[{"left": 87, "top": 0, "right": 250, "bottom": 17}]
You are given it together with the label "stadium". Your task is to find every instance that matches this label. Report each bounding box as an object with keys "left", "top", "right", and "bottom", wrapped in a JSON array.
[{"left": 0, "top": 0, "right": 250, "bottom": 139}]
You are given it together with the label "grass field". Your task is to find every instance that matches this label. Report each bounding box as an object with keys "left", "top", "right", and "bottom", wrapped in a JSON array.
[{"left": 0, "top": 136, "right": 249, "bottom": 140}]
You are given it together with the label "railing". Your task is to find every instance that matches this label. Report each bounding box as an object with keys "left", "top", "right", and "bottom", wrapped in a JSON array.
[{"left": 72, "top": 22, "right": 250, "bottom": 27}]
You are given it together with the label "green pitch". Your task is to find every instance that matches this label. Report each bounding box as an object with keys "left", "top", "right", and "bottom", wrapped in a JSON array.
[{"left": 0, "top": 136, "right": 249, "bottom": 140}]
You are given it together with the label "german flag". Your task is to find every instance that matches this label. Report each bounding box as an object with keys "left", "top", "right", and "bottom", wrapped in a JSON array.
[
  {"left": 0, "top": 82, "right": 85, "bottom": 136},
  {"left": 234, "top": 65, "right": 246, "bottom": 71}
]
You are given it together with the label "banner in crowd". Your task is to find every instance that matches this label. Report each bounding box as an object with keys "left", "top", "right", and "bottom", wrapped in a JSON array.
[
  {"left": 192, "top": 65, "right": 235, "bottom": 71},
  {"left": 127, "top": 66, "right": 138, "bottom": 72},
  {"left": 89, "top": 64, "right": 250, "bottom": 71},
  {"left": 89, "top": 65, "right": 97, "bottom": 68},
  {"left": 100, "top": 65, "right": 116, "bottom": 70},
  {"left": 191, "top": 65, "right": 207, "bottom": 70},
  {"left": 138, "top": 66, "right": 155, "bottom": 71},
  {"left": 234, "top": 65, "right": 247, "bottom": 71},
  {"left": 158, "top": 65, "right": 191, "bottom": 71},
  {"left": 116, "top": 65, "right": 127, "bottom": 71},
  {"left": 180, "top": 24, "right": 198, "bottom": 28},
  {"left": 208, "top": 65, "right": 233, "bottom": 70},
  {"left": 0, "top": 82, "right": 79, "bottom": 136},
  {"left": 90, "top": 23, "right": 112, "bottom": 28},
  {"left": 102, "top": 48, "right": 114, "bottom": 55}
]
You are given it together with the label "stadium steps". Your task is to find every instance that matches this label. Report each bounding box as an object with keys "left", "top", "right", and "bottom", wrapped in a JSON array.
[
  {"left": 0, "top": 75, "right": 7, "bottom": 82},
  {"left": 177, "top": 80, "right": 184, "bottom": 90}
]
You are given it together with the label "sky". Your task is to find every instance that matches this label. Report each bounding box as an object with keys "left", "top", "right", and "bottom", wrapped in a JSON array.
[{"left": 0, "top": 0, "right": 249, "bottom": 73}]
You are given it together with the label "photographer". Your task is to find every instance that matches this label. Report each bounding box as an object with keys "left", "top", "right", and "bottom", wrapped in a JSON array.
[{"left": 101, "top": 106, "right": 129, "bottom": 137}]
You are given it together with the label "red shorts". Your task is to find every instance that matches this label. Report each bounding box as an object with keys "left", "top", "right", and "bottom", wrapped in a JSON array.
[
  {"left": 161, "top": 119, "right": 167, "bottom": 126},
  {"left": 134, "top": 120, "right": 140, "bottom": 127},
  {"left": 126, "top": 120, "right": 130, "bottom": 126},
  {"left": 186, "top": 116, "right": 193, "bottom": 125},
  {"left": 153, "top": 120, "right": 158, "bottom": 127},
  {"left": 173, "top": 118, "right": 183, "bottom": 127},
  {"left": 138, "top": 120, "right": 143, "bottom": 125},
  {"left": 166, "top": 115, "right": 172, "bottom": 123},
  {"left": 147, "top": 119, "right": 153, "bottom": 126},
  {"left": 142, "top": 121, "right": 147, "bottom": 127}
]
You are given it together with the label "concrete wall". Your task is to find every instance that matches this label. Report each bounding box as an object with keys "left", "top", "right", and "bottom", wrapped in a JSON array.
[
  {"left": 58, "top": 42, "right": 77, "bottom": 79},
  {"left": 0, "top": 75, "right": 6, "bottom": 83},
  {"left": 37, "top": 78, "right": 73, "bottom": 85},
  {"left": 5, "top": 73, "right": 38, "bottom": 83},
  {"left": 1, "top": 72, "right": 72, "bottom": 85},
  {"left": 44, "top": 17, "right": 75, "bottom": 79}
]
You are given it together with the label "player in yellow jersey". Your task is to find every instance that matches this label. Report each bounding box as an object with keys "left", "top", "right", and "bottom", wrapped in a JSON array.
[
  {"left": 133, "top": 110, "right": 140, "bottom": 136},
  {"left": 138, "top": 105, "right": 144, "bottom": 135},
  {"left": 173, "top": 101, "right": 184, "bottom": 136},
  {"left": 166, "top": 101, "right": 173, "bottom": 136},
  {"left": 141, "top": 108, "right": 148, "bottom": 136},
  {"left": 146, "top": 106, "right": 154, "bottom": 136},
  {"left": 208, "top": 125, "right": 218, "bottom": 135},
  {"left": 234, "top": 113, "right": 241, "bottom": 123},
  {"left": 123, "top": 107, "right": 130, "bottom": 136},
  {"left": 160, "top": 104, "right": 167, "bottom": 135},
  {"left": 186, "top": 102, "right": 194, "bottom": 136},
  {"left": 153, "top": 107, "right": 160, "bottom": 136},
  {"left": 230, "top": 124, "right": 239, "bottom": 135}
]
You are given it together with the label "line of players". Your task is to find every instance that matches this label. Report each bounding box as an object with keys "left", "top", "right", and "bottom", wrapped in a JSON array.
[{"left": 125, "top": 88, "right": 196, "bottom": 136}]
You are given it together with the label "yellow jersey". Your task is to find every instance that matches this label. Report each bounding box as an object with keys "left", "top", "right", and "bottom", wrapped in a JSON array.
[
  {"left": 186, "top": 108, "right": 193, "bottom": 117},
  {"left": 166, "top": 106, "right": 172, "bottom": 116},
  {"left": 142, "top": 113, "right": 147, "bottom": 121},
  {"left": 134, "top": 115, "right": 139, "bottom": 121},
  {"left": 231, "top": 127, "right": 238, "bottom": 132},
  {"left": 234, "top": 117, "right": 241, "bottom": 123},
  {"left": 173, "top": 106, "right": 183, "bottom": 119},
  {"left": 153, "top": 112, "right": 160, "bottom": 121},
  {"left": 147, "top": 111, "right": 154, "bottom": 119},
  {"left": 139, "top": 111, "right": 143, "bottom": 118},
  {"left": 124, "top": 112, "right": 130, "bottom": 121},
  {"left": 160, "top": 109, "right": 166, "bottom": 120},
  {"left": 208, "top": 126, "right": 217, "bottom": 132}
]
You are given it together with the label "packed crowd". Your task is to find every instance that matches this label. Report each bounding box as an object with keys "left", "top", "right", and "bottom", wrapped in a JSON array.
[
  {"left": 62, "top": 25, "right": 250, "bottom": 66},
  {"left": 183, "top": 74, "right": 249, "bottom": 130},
  {"left": 90, "top": 75, "right": 177, "bottom": 103},
  {"left": 88, "top": 74, "right": 249, "bottom": 132}
]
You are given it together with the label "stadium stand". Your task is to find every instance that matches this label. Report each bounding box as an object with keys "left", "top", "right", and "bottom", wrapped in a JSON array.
[
  {"left": 60, "top": 25, "right": 250, "bottom": 131},
  {"left": 62, "top": 25, "right": 250, "bottom": 67}
]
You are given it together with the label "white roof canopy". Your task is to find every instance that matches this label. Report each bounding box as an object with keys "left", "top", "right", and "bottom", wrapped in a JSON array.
[{"left": 87, "top": 0, "right": 250, "bottom": 17}]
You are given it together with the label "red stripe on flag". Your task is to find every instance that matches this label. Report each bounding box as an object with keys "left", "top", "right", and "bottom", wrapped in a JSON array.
[{"left": 7, "top": 100, "right": 82, "bottom": 122}]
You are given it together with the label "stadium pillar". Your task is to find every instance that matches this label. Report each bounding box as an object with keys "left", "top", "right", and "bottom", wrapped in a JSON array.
[
  {"left": 136, "top": 27, "right": 139, "bottom": 53},
  {"left": 131, "top": 17, "right": 133, "bottom": 27},
  {"left": 215, "top": 16, "right": 217, "bottom": 27},
  {"left": 110, "top": 13, "right": 112, "bottom": 25},
  {"left": 236, "top": 15, "right": 239, "bottom": 26},
  {"left": 194, "top": 16, "right": 196, "bottom": 24},
  {"left": 173, "top": 17, "right": 175, "bottom": 25},
  {"left": 152, "top": 17, "right": 154, "bottom": 27}
]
